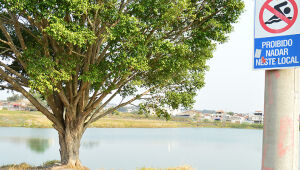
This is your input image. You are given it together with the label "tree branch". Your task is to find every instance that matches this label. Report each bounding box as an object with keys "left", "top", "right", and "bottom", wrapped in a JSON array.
[
  {"left": 84, "top": 88, "right": 153, "bottom": 128},
  {"left": 0, "top": 60, "right": 28, "bottom": 84},
  {"left": 0, "top": 22, "right": 27, "bottom": 69},
  {"left": 83, "top": 73, "right": 136, "bottom": 115},
  {"left": 0, "top": 67, "right": 64, "bottom": 134},
  {"left": 0, "top": 84, "right": 15, "bottom": 90},
  {"left": 57, "top": 84, "right": 70, "bottom": 108},
  {"left": 10, "top": 13, "right": 27, "bottom": 50}
]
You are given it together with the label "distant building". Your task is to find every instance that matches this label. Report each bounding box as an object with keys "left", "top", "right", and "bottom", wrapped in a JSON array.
[
  {"left": 213, "top": 110, "right": 225, "bottom": 121},
  {"left": 170, "top": 109, "right": 264, "bottom": 124},
  {"left": 201, "top": 113, "right": 213, "bottom": 122},
  {"left": 223, "top": 114, "right": 232, "bottom": 122},
  {"left": 249, "top": 111, "right": 264, "bottom": 124},
  {"left": 230, "top": 114, "right": 246, "bottom": 124},
  {"left": 0, "top": 99, "right": 33, "bottom": 111}
]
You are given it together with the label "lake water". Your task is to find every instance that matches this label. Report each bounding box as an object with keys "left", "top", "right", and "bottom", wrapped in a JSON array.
[{"left": 0, "top": 127, "right": 263, "bottom": 170}]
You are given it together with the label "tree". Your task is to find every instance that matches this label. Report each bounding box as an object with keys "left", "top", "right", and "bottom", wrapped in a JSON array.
[
  {"left": 227, "top": 112, "right": 234, "bottom": 116},
  {"left": 0, "top": 0, "right": 244, "bottom": 167},
  {"left": 7, "top": 93, "right": 24, "bottom": 102}
]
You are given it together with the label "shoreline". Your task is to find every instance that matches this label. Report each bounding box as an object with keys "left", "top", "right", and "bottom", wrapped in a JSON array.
[
  {"left": 0, "top": 110, "right": 263, "bottom": 129},
  {"left": 0, "top": 161, "right": 194, "bottom": 170}
]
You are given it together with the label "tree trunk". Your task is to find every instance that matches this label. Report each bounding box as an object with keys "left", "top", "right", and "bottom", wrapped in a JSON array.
[{"left": 58, "top": 122, "right": 84, "bottom": 167}]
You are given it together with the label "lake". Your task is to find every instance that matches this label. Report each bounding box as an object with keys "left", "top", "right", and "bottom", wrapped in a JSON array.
[{"left": 0, "top": 127, "right": 263, "bottom": 170}]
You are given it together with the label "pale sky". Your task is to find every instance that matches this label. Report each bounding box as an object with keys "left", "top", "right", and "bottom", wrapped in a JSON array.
[
  {"left": 194, "top": 0, "right": 265, "bottom": 113},
  {"left": 0, "top": 0, "right": 264, "bottom": 114}
]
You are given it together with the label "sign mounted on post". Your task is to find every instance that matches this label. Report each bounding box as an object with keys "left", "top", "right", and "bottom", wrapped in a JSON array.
[{"left": 254, "top": 0, "right": 300, "bottom": 69}]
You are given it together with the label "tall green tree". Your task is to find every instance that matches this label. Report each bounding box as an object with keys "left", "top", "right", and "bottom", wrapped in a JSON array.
[{"left": 0, "top": 0, "right": 244, "bottom": 167}]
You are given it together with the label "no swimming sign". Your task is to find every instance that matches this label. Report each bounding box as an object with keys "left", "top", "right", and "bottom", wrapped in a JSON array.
[{"left": 254, "top": 0, "right": 300, "bottom": 69}]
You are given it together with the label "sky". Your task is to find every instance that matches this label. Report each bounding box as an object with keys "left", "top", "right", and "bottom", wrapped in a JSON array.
[
  {"left": 0, "top": 0, "right": 264, "bottom": 114},
  {"left": 194, "top": 0, "right": 265, "bottom": 113}
]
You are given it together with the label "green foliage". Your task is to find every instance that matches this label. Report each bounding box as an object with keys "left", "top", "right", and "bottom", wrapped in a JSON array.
[
  {"left": 112, "top": 110, "right": 120, "bottom": 115},
  {"left": 45, "top": 16, "right": 97, "bottom": 47},
  {"left": 0, "top": 0, "right": 244, "bottom": 120},
  {"left": 227, "top": 112, "right": 234, "bottom": 116},
  {"left": 22, "top": 49, "right": 78, "bottom": 93},
  {"left": 138, "top": 103, "right": 171, "bottom": 120}
]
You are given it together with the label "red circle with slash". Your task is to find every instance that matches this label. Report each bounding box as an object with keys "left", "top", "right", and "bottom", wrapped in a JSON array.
[{"left": 259, "top": 0, "right": 298, "bottom": 33}]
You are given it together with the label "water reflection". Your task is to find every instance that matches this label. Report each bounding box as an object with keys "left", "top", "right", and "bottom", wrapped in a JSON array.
[
  {"left": 167, "top": 141, "right": 178, "bottom": 152},
  {"left": 0, "top": 136, "right": 52, "bottom": 153},
  {"left": 27, "top": 138, "right": 51, "bottom": 153},
  {"left": 81, "top": 141, "right": 99, "bottom": 149},
  {"left": 0, "top": 128, "right": 264, "bottom": 170}
]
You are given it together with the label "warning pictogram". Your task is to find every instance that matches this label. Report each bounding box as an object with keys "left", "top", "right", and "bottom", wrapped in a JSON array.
[{"left": 259, "top": 0, "right": 298, "bottom": 34}]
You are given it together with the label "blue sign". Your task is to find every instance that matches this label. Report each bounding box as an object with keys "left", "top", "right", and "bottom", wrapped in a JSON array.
[
  {"left": 254, "top": 0, "right": 300, "bottom": 70},
  {"left": 254, "top": 34, "right": 300, "bottom": 69}
]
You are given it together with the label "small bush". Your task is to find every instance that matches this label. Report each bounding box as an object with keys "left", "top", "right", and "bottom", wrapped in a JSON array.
[{"left": 42, "top": 160, "right": 60, "bottom": 167}]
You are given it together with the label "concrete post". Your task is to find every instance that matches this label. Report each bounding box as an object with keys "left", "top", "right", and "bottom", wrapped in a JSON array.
[{"left": 262, "top": 69, "right": 299, "bottom": 170}]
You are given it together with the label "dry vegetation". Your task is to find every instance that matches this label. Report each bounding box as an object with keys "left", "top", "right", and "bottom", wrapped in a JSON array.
[
  {"left": 0, "top": 110, "right": 263, "bottom": 129},
  {"left": 0, "top": 162, "right": 193, "bottom": 170},
  {"left": 0, "top": 110, "right": 194, "bottom": 128}
]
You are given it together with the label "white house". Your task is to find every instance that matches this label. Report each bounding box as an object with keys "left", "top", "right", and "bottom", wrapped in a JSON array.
[{"left": 249, "top": 111, "right": 264, "bottom": 124}]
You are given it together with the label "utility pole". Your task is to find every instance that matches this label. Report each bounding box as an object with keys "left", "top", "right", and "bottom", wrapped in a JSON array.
[
  {"left": 262, "top": 69, "right": 299, "bottom": 170},
  {"left": 254, "top": 0, "right": 300, "bottom": 168}
]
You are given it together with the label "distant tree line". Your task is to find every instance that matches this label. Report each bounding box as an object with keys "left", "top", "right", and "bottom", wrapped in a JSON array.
[{"left": 6, "top": 94, "right": 25, "bottom": 102}]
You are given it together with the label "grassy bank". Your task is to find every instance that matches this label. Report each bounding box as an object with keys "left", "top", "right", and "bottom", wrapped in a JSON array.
[
  {"left": 0, "top": 160, "right": 61, "bottom": 170},
  {"left": 0, "top": 110, "right": 193, "bottom": 128},
  {"left": 0, "top": 110, "right": 263, "bottom": 129},
  {"left": 0, "top": 110, "right": 51, "bottom": 128},
  {"left": 0, "top": 161, "right": 194, "bottom": 170}
]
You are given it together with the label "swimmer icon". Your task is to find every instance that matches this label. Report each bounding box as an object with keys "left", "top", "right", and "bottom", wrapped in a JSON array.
[{"left": 259, "top": 0, "right": 298, "bottom": 33}]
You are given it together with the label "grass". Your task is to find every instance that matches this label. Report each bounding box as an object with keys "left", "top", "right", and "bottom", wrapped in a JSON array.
[
  {"left": 90, "top": 118, "right": 194, "bottom": 128},
  {"left": 0, "top": 110, "right": 51, "bottom": 128},
  {"left": 0, "top": 110, "right": 263, "bottom": 129},
  {"left": 194, "top": 121, "right": 263, "bottom": 129},
  {"left": 0, "top": 161, "right": 194, "bottom": 170},
  {"left": 0, "top": 163, "right": 33, "bottom": 170},
  {"left": 0, "top": 110, "right": 195, "bottom": 128}
]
